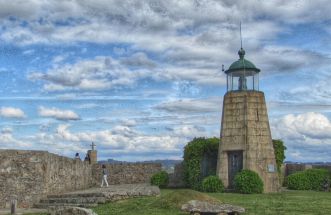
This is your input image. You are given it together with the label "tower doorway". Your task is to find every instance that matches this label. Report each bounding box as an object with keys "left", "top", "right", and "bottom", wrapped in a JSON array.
[{"left": 228, "top": 151, "right": 243, "bottom": 188}]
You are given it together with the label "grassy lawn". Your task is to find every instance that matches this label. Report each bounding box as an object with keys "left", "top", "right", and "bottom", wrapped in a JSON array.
[
  {"left": 92, "top": 189, "right": 331, "bottom": 215},
  {"left": 209, "top": 190, "right": 331, "bottom": 215}
]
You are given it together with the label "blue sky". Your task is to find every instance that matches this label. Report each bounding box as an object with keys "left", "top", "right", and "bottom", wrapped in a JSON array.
[{"left": 1, "top": 0, "right": 331, "bottom": 162}]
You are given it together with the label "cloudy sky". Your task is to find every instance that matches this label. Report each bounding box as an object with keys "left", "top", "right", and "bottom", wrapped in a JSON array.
[{"left": 0, "top": 0, "right": 331, "bottom": 162}]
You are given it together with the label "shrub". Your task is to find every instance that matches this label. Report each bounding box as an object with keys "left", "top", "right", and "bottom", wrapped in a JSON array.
[
  {"left": 234, "top": 170, "right": 264, "bottom": 194},
  {"left": 183, "top": 137, "right": 219, "bottom": 190},
  {"left": 182, "top": 137, "right": 285, "bottom": 191},
  {"left": 286, "top": 171, "right": 310, "bottom": 190},
  {"left": 202, "top": 176, "right": 224, "bottom": 193},
  {"left": 287, "top": 168, "right": 330, "bottom": 191},
  {"left": 151, "top": 171, "right": 169, "bottom": 188},
  {"left": 305, "top": 169, "right": 330, "bottom": 191}
]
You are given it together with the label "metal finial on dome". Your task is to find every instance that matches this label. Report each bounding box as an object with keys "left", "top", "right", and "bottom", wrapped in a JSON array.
[
  {"left": 238, "top": 48, "right": 245, "bottom": 59},
  {"left": 238, "top": 22, "right": 245, "bottom": 59},
  {"left": 240, "top": 21, "right": 242, "bottom": 49},
  {"left": 225, "top": 22, "right": 260, "bottom": 75}
]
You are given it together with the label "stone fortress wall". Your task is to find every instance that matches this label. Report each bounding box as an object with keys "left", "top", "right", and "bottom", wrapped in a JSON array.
[
  {"left": 0, "top": 150, "right": 161, "bottom": 208},
  {"left": 92, "top": 163, "right": 161, "bottom": 186}
]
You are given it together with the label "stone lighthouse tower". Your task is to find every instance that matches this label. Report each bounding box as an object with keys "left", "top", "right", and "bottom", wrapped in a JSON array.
[{"left": 216, "top": 47, "right": 279, "bottom": 192}]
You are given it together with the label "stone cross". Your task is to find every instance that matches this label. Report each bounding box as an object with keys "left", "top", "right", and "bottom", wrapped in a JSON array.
[{"left": 91, "top": 142, "right": 96, "bottom": 151}]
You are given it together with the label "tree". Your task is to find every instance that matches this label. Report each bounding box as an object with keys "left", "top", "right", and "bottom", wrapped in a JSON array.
[{"left": 183, "top": 137, "right": 219, "bottom": 190}]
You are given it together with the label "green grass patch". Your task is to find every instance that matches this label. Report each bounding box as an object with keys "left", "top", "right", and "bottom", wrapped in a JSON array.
[
  {"left": 92, "top": 189, "right": 331, "bottom": 215},
  {"left": 24, "top": 214, "right": 48, "bottom": 215},
  {"left": 208, "top": 190, "right": 331, "bottom": 215},
  {"left": 92, "top": 189, "right": 218, "bottom": 215},
  {"left": 5, "top": 213, "right": 48, "bottom": 215},
  {"left": 151, "top": 189, "right": 220, "bottom": 209}
]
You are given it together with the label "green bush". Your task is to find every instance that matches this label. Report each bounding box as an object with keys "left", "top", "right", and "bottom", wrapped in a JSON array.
[
  {"left": 151, "top": 171, "right": 169, "bottom": 188},
  {"left": 202, "top": 176, "right": 224, "bottom": 193},
  {"left": 183, "top": 137, "right": 219, "bottom": 190},
  {"left": 272, "top": 139, "right": 286, "bottom": 174},
  {"left": 182, "top": 137, "right": 285, "bottom": 191},
  {"left": 287, "top": 171, "right": 310, "bottom": 190},
  {"left": 287, "top": 168, "right": 330, "bottom": 191},
  {"left": 306, "top": 169, "right": 330, "bottom": 191},
  {"left": 234, "top": 170, "right": 264, "bottom": 194}
]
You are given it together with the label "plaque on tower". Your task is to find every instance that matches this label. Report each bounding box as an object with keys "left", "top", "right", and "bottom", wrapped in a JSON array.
[{"left": 268, "top": 164, "right": 275, "bottom": 173}]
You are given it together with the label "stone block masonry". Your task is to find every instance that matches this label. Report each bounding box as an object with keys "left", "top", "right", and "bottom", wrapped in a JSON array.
[
  {"left": 0, "top": 150, "right": 92, "bottom": 208},
  {"left": 217, "top": 91, "right": 279, "bottom": 193},
  {"left": 0, "top": 150, "right": 162, "bottom": 208},
  {"left": 92, "top": 163, "right": 161, "bottom": 186}
]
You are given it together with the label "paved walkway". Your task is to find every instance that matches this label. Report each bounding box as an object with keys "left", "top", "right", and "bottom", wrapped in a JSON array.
[
  {"left": 78, "top": 183, "right": 159, "bottom": 197},
  {"left": 0, "top": 208, "right": 47, "bottom": 215},
  {"left": 0, "top": 184, "right": 160, "bottom": 214}
]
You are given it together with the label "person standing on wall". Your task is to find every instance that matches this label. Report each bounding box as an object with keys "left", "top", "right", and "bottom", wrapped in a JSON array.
[
  {"left": 75, "top": 152, "right": 80, "bottom": 160},
  {"left": 101, "top": 164, "right": 109, "bottom": 187},
  {"left": 84, "top": 153, "right": 91, "bottom": 164}
]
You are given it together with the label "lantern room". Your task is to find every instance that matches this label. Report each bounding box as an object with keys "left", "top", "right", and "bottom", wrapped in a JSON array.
[{"left": 225, "top": 48, "right": 260, "bottom": 91}]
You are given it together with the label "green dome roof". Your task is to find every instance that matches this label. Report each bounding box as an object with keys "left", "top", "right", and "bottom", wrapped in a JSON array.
[{"left": 225, "top": 48, "right": 260, "bottom": 74}]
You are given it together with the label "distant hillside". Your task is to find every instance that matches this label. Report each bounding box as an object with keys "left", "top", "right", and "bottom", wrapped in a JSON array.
[
  {"left": 285, "top": 161, "right": 331, "bottom": 165},
  {"left": 98, "top": 159, "right": 182, "bottom": 173},
  {"left": 142, "top": 159, "right": 182, "bottom": 173}
]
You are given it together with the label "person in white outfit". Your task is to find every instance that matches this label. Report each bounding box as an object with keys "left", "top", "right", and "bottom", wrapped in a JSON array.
[{"left": 101, "top": 164, "right": 109, "bottom": 187}]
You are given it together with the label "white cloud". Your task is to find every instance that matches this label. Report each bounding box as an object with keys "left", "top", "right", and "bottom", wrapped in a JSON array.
[
  {"left": 272, "top": 112, "right": 331, "bottom": 140},
  {"left": 7, "top": 0, "right": 325, "bottom": 96},
  {"left": 275, "top": 77, "right": 331, "bottom": 105},
  {"left": 120, "top": 119, "right": 137, "bottom": 127},
  {"left": 1, "top": 0, "right": 330, "bottom": 82},
  {"left": 238, "top": 0, "right": 331, "bottom": 24},
  {"left": 43, "top": 83, "right": 67, "bottom": 91},
  {"left": 0, "top": 121, "right": 212, "bottom": 160},
  {"left": 30, "top": 124, "right": 187, "bottom": 157},
  {"left": 0, "top": 107, "right": 26, "bottom": 118},
  {"left": 255, "top": 45, "right": 329, "bottom": 73},
  {"left": 155, "top": 97, "right": 222, "bottom": 114},
  {"left": 2, "top": 1, "right": 329, "bottom": 82},
  {"left": 1, "top": 127, "right": 13, "bottom": 134},
  {"left": 0, "top": 128, "right": 31, "bottom": 148},
  {"left": 172, "top": 125, "right": 206, "bottom": 138},
  {"left": 1, "top": 0, "right": 331, "bottom": 162},
  {"left": 28, "top": 54, "right": 228, "bottom": 92},
  {"left": 38, "top": 106, "right": 80, "bottom": 121},
  {"left": 120, "top": 52, "right": 156, "bottom": 68},
  {"left": 271, "top": 112, "right": 331, "bottom": 162},
  {"left": 52, "top": 55, "right": 67, "bottom": 64},
  {"left": 22, "top": 49, "right": 35, "bottom": 55},
  {"left": 0, "top": 1, "right": 329, "bottom": 46},
  {"left": 28, "top": 56, "right": 145, "bottom": 91}
]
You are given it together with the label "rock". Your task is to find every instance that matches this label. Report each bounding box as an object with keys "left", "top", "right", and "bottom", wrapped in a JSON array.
[
  {"left": 51, "top": 207, "right": 97, "bottom": 215},
  {"left": 181, "top": 200, "right": 245, "bottom": 215}
]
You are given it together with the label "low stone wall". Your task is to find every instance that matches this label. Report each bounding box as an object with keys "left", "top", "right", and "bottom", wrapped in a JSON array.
[
  {"left": 92, "top": 163, "right": 161, "bottom": 186},
  {"left": 0, "top": 150, "right": 162, "bottom": 208},
  {"left": 0, "top": 150, "right": 92, "bottom": 208},
  {"left": 285, "top": 163, "right": 331, "bottom": 177},
  {"left": 285, "top": 163, "right": 309, "bottom": 177}
]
